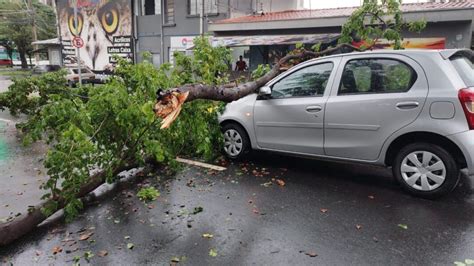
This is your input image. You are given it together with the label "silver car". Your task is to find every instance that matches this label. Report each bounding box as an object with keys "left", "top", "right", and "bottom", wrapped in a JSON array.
[{"left": 219, "top": 49, "right": 474, "bottom": 198}]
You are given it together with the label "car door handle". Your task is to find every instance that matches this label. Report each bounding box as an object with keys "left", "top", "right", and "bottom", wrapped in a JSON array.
[
  {"left": 306, "top": 106, "right": 322, "bottom": 112},
  {"left": 396, "top": 101, "right": 419, "bottom": 109}
]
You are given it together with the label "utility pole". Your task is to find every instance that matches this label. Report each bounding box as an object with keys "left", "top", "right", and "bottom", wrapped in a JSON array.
[
  {"left": 200, "top": 0, "right": 205, "bottom": 36},
  {"left": 73, "top": 0, "right": 82, "bottom": 85},
  {"left": 28, "top": 0, "right": 40, "bottom": 66}
]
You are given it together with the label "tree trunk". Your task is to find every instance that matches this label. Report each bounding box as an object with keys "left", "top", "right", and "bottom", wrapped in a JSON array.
[
  {"left": 19, "top": 50, "right": 28, "bottom": 69},
  {"left": 0, "top": 162, "right": 139, "bottom": 247},
  {"left": 154, "top": 43, "right": 360, "bottom": 128}
]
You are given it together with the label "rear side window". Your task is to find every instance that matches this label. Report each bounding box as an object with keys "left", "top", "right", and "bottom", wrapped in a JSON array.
[
  {"left": 450, "top": 55, "right": 474, "bottom": 87},
  {"left": 339, "top": 58, "right": 417, "bottom": 95}
]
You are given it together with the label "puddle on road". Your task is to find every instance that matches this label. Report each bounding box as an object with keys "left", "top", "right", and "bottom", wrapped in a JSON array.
[{"left": 0, "top": 121, "right": 9, "bottom": 162}]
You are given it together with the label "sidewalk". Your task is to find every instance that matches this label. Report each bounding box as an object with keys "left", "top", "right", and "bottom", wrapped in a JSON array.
[{"left": 0, "top": 76, "right": 48, "bottom": 222}]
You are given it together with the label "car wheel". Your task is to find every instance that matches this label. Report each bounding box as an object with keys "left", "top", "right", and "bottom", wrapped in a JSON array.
[
  {"left": 222, "top": 123, "right": 250, "bottom": 160},
  {"left": 393, "top": 143, "right": 460, "bottom": 199}
]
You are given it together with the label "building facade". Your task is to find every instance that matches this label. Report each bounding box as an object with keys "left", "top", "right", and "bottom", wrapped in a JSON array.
[
  {"left": 136, "top": 0, "right": 306, "bottom": 66},
  {"left": 208, "top": 1, "right": 474, "bottom": 70}
]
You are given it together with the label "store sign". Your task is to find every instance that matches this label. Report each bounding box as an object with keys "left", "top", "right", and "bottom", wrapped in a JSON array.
[
  {"left": 169, "top": 36, "right": 197, "bottom": 65},
  {"left": 57, "top": 0, "right": 133, "bottom": 71}
]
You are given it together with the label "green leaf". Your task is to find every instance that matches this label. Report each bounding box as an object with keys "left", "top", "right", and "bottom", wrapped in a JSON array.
[
  {"left": 127, "top": 243, "right": 135, "bottom": 250},
  {"left": 397, "top": 224, "right": 408, "bottom": 230},
  {"left": 84, "top": 251, "right": 94, "bottom": 262},
  {"left": 209, "top": 248, "right": 218, "bottom": 257},
  {"left": 137, "top": 187, "right": 160, "bottom": 202}
]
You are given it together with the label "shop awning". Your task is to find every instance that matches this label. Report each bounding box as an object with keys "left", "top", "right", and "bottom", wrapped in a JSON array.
[
  {"left": 31, "top": 38, "right": 60, "bottom": 46},
  {"left": 209, "top": 33, "right": 340, "bottom": 47}
]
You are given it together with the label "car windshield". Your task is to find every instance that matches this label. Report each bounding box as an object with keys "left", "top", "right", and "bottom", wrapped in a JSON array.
[{"left": 450, "top": 54, "right": 474, "bottom": 87}]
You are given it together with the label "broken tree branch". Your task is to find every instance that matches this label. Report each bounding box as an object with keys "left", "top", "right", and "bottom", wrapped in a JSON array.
[
  {"left": 0, "top": 161, "right": 139, "bottom": 247},
  {"left": 154, "top": 43, "right": 360, "bottom": 128}
]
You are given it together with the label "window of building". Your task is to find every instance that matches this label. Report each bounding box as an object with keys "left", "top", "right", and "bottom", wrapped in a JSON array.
[
  {"left": 164, "top": 0, "right": 175, "bottom": 24},
  {"left": 143, "top": 0, "right": 161, "bottom": 15},
  {"left": 271, "top": 63, "right": 334, "bottom": 98},
  {"left": 188, "top": 0, "right": 218, "bottom": 16},
  {"left": 338, "top": 58, "right": 417, "bottom": 95}
]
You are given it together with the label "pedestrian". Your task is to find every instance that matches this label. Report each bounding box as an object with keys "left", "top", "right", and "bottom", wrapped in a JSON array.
[{"left": 235, "top": 55, "right": 248, "bottom": 72}]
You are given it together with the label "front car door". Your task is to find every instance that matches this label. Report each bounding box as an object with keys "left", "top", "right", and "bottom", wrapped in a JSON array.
[
  {"left": 324, "top": 54, "right": 428, "bottom": 161},
  {"left": 253, "top": 58, "right": 340, "bottom": 155}
]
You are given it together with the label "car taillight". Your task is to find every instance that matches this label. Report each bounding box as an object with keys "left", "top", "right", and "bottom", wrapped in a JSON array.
[{"left": 458, "top": 88, "right": 474, "bottom": 130}]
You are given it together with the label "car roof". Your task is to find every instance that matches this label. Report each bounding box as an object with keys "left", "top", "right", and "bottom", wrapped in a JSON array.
[{"left": 304, "top": 48, "right": 469, "bottom": 63}]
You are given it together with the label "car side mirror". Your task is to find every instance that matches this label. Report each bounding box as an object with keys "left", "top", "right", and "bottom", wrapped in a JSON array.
[{"left": 258, "top": 86, "right": 272, "bottom": 99}]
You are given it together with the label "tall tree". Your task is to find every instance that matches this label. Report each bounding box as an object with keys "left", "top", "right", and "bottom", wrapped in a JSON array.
[{"left": 0, "top": 0, "right": 57, "bottom": 68}]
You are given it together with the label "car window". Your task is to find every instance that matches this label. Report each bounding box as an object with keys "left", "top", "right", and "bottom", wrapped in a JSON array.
[
  {"left": 338, "top": 58, "right": 417, "bottom": 95},
  {"left": 271, "top": 62, "right": 334, "bottom": 99}
]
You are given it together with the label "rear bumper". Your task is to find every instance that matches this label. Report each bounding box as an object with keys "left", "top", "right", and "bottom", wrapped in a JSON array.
[{"left": 447, "top": 130, "right": 474, "bottom": 175}]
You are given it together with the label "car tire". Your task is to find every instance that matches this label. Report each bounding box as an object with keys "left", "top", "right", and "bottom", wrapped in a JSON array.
[
  {"left": 221, "top": 123, "right": 250, "bottom": 160},
  {"left": 392, "top": 143, "right": 460, "bottom": 199}
]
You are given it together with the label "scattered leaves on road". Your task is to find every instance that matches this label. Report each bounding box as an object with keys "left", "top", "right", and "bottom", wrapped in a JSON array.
[
  {"left": 261, "top": 181, "right": 272, "bottom": 187},
  {"left": 84, "top": 251, "right": 94, "bottom": 262},
  {"left": 320, "top": 208, "right": 328, "bottom": 213},
  {"left": 368, "top": 195, "right": 375, "bottom": 200},
  {"left": 454, "top": 259, "right": 474, "bottom": 266},
  {"left": 137, "top": 187, "right": 160, "bottom": 202},
  {"left": 300, "top": 250, "right": 318, "bottom": 257},
  {"left": 192, "top": 206, "right": 204, "bottom": 215},
  {"left": 97, "top": 250, "right": 108, "bottom": 257},
  {"left": 398, "top": 224, "right": 408, "bottom": 230},
  {"left": 209, "top": 248, "right": 218, "bottom": 257},
  {"left": 275, "top": 179, "right": 285, "bottom": 186},
  {"left": 127, "top": 243, "right": 135, "bottom": 250},
  {"left": 52, "top": 246, "right": 62, "bottom": 255},
  {"left": 356, "top": 224, "right": 363, "bottom": 230},
  {"left": 202, "top": 233, "right": 214, "bottom": 239},
  {"left": 79, "top": 232, "right": 94, "bottom": 241}
]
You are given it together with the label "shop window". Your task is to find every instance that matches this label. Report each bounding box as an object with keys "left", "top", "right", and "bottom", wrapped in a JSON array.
[{"left": 188, "top": 0, "right": 218, "bottom": 16}]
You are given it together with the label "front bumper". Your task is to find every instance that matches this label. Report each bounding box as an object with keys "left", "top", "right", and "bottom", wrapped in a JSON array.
[{"left": 447, "top": 130, "right": 474, "bottom": 175}]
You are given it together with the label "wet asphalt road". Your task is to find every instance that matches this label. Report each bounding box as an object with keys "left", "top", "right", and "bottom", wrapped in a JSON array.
[{"left": 1, "top": 152, "right": 474, "bottom": 265}]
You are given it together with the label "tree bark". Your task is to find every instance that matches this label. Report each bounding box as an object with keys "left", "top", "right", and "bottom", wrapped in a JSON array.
[
  {"left": 0, "top": 162, "right": 139, "bottom": 247},
  {"left": 154, "top": 43, "right": 360, "bottom": 128},
  {"left": 18, "top": 49, "right": 28, "bottom": 69}
]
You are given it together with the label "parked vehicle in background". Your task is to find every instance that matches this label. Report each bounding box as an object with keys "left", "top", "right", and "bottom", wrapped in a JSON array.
[
  {"left": 65, "top": 66, "right": 97, "bottom": 86},
  {"left": 219, "top": 49, "right": 474, "bottom": 198},
  {"left": 32, "top": 65, "right": 62, "bottom": 74}
]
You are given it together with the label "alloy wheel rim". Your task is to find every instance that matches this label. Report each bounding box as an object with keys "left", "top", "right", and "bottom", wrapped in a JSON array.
[
  {"left": 224, "top": 129, "right": 243, "bottom": 157},
  {"left": 400, "top": 151, "right": 446, "bottom": 191}
]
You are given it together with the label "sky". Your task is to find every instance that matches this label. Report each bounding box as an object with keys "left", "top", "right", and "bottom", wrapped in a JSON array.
[{"left": 303, "top": 0, "right": 431, "bottom": 9}]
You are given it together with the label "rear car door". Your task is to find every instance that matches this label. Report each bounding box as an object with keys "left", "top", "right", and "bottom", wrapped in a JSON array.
[
  {"left": 253, "top": 58, "right": 340, "bottom": 155},
  {"left": 324, "top": 54, "right": 428, "bottom": 161}
]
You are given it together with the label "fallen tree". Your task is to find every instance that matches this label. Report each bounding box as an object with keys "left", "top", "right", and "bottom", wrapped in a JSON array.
[
  {"left": 0, "top": 0, "right": 426, "bottom": 247},
  {"left": 153, "top": 44, "right": 360, "bottom": 128}
]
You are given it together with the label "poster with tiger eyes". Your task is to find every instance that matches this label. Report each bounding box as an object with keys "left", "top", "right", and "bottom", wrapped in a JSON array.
[{"left": 57, "top": 0, "right": 133, "bottom": 72}]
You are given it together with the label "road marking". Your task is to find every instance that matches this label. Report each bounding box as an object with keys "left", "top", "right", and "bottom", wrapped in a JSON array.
[{"left": 176, "top": 157, "right": 227, "bottom": 171}]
